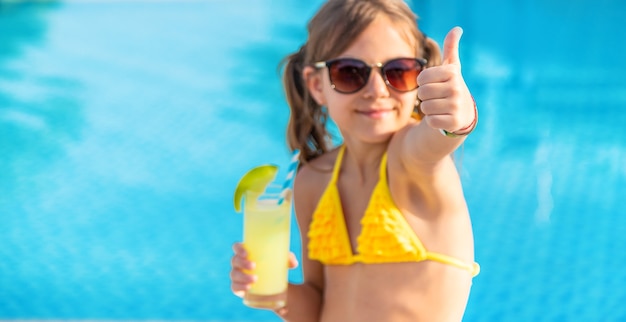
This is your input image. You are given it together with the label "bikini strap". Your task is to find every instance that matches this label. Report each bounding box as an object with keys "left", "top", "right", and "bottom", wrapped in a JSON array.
[
  {"left": 379, "top": 151, "right": 389, "bottom": 183},
  {"left": 330, "top": 145, "right": 345, "bottom": 183}
]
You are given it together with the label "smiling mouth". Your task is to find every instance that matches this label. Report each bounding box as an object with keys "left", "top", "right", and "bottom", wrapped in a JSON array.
[{"left": 357, "top": 109, "right": 394, "bottom": 118}]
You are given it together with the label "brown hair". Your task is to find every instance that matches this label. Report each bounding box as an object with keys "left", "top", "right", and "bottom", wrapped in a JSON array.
[{"left": 282, "top": 0, "right": 441, "bottom": 164}]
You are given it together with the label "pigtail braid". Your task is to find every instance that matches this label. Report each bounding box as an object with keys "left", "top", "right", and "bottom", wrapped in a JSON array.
[{"left": 282, "top": 44, "right": 332, "bottom": 164}]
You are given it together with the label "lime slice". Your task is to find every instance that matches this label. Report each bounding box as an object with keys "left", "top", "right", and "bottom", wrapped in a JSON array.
[{"left": 233, "top": 164, "right": 279, "bottom": 212}]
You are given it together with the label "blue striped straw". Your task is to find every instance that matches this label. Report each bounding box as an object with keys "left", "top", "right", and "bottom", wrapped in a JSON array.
[{"left": 278, "top": 149, "right": 301, "bottom": 205}]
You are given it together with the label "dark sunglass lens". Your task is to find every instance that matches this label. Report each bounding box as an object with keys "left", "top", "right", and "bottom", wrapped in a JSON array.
[
  {"left": 329, "top": 59, "right": 369, "bottom": 93},
  {"left": 384, "top": 59, "right": 422, "bottom": 92}
]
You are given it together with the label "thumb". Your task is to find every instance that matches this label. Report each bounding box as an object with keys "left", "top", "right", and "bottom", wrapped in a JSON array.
[
  {"left": 442, "top": 26, "right": 463, "bottom": 66},
  {"left": 288, "top": 252, "right": 299, "bottom": 269}
]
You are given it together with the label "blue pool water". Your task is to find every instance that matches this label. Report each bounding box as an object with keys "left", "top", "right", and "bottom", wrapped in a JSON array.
[{"left": 1, "top": 0, "right": 625, "bottom": 321}]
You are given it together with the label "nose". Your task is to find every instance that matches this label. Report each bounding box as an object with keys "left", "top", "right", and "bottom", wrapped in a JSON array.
[{"left": 363, "top": 67, "right": 390, "bottom": 98}]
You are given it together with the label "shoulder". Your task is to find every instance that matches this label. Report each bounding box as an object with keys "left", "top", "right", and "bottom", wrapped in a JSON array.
[
  {"left": 293, "top": 147, "right": 339, "bottom": 221},
  {"left": 297, "top": 148, "right": 338, "bottom": 183}
]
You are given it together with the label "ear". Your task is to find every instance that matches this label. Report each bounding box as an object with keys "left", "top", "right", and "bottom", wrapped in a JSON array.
[{"left": 302, "top": 66, "right": 327, "bottom": 106}]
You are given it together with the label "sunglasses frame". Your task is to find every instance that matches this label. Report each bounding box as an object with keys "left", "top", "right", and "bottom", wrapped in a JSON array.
[{"left": 313, "top": 57, "right": 428, "bottom": 94}]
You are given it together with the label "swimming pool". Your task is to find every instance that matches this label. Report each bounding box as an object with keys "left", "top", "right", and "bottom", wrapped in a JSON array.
[{"left": 1, "top": 0, "right": 625, "bottom": 321}]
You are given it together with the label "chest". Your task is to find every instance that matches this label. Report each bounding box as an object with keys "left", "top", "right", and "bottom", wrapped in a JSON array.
[{"left": 336, "top": 176, "right": 378, "bottom": 253}]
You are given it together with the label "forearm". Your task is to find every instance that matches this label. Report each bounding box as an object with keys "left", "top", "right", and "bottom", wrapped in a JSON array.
[{"left": 275, "top": 282, "right": 323, "bottom": 322}]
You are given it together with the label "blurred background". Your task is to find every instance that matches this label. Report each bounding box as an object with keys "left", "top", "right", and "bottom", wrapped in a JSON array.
[{"left": 1, "top": 0, "right": 625, "bottom": 321}]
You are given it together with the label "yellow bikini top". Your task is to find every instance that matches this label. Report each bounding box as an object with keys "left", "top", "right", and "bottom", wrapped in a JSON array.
[{"left": 307, "top": 146, "right": 480, "bottom": 277}]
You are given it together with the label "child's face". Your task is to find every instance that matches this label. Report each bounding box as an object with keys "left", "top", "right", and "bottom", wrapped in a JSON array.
[{"left": 315, "top": 15, "right": 419, "bottom": 144}]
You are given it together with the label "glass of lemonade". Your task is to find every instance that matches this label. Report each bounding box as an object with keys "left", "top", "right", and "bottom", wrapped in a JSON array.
[{"left": 242, "top": 185, "right": 291, "bottom": 309}]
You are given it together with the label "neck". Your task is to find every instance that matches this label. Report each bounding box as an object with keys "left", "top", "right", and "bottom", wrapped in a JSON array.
[{"left": 340, "top": 139, "right": 388, "bottom": 184}]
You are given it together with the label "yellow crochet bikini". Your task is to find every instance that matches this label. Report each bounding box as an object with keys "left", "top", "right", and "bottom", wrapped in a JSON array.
[{"left": 307, "top": 146, "right": 480, "bottom": 277}]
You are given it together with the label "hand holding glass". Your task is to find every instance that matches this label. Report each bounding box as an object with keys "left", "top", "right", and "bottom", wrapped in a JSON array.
[
  {"left": 233, "top": 162, "right": 295, "bottom": 310},
  {"left": 241, "top": 186, "right": 291, "bottom": 309}
]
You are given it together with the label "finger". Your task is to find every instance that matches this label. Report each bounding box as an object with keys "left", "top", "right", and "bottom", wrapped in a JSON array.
[
  {"left": 231, "top": 254, "right": 255, "bottom": 271},
  {"left": 417, "top": 82, "right": 453, "bottom": 102},
  {"left": 421, "top": 99, "right": 470, "bottom": 131},
  {"left": 419, "top": 98, "right": 453, "bottom": 117},
  {"left": 232, "top": 242, "right": 248, "bottom": 257},
  {"left": 230, "top": 268, "right": 257, "bottom": 285},
  {"left": 416, "top": 64, "right": 457, "bottom": 86},
  {"left": 288, "top": 252, "right": 299, "bottom": 269},
  {"left": 230, "top": 270, "right": 256, "bottom": 298},
  {"left": 442, "top": 26, "right": 463, "bottom": 66},
  {"left": 423, "top": 114, "right": 452, "bottom": 130}
]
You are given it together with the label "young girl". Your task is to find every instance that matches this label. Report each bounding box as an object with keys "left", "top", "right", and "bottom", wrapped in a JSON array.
[{"left": 230, "top": 0, "right": 479, "bottom": 321}]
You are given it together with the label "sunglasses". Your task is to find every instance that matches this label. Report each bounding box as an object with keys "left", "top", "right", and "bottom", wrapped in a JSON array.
[{"left": 314, "top": 57, "right": 427, "bottom": 94}]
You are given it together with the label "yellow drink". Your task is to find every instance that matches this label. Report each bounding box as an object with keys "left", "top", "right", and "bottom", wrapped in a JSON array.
[{"left": 242, "top": 190, "right": 291, "bottom": 309}]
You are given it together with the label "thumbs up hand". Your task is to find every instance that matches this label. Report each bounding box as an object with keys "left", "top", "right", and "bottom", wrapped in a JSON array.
[{"left": 417, "top": 27, "right": 476, "bottom": 136}]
